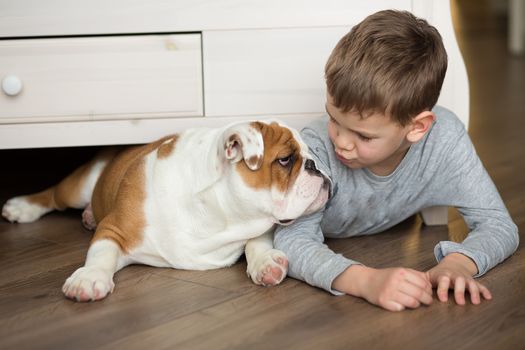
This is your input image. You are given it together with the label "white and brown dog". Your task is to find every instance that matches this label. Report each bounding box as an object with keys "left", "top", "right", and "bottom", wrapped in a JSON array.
[{"left": 2, "top": 121, "right": 329, "bottom": 301}]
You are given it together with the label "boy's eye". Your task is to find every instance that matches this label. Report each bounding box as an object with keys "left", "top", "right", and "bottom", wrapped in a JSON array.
[
  {"left": 328, "top": 114, "right": 372, "bottom": 142},
  {"left": 357, "top": 134, "right": 372, "bottom": 142}
]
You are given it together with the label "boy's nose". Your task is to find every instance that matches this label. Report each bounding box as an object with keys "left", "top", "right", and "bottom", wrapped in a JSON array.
[{"left": 336, "top": 136, "right": 355, "bottom": 153}]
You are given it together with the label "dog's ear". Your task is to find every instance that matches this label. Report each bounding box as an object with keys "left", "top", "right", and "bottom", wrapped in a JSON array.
[{"left": 223, "top": 122, "right": 264, "bottom": 171}]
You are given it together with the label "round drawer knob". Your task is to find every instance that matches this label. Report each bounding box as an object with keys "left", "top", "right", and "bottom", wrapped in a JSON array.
[{"left": 2, "top": 75, "right": 23, "bottom": 96}]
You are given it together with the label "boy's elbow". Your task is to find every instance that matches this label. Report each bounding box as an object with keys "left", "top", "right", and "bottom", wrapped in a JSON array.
[
  {"left": 502, "top": 220, "right": 520, "bottom": 254},
  {"left": 511, "top": 222, "right": 520, "bottom": 252}
]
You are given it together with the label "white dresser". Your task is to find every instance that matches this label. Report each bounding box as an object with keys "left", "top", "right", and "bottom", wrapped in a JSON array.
[{"left": 0, "top": 0, "right": 468, "bottom": 149}]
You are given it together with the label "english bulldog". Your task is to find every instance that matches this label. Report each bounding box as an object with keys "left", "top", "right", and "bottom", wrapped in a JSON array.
[{"left": 2, "top": 121, "right": 330, "bottom": 301}]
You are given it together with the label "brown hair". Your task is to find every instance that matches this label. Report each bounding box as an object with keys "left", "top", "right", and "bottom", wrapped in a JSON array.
[{"left": 325, "top": 10, "right": 448, "bottom": 126}]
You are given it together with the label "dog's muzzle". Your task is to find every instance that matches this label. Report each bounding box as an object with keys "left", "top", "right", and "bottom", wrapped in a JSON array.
[
  {"left": 305, "top": 158, "right": 331, "bottom": 193},
  {"left": 304, "top": 159, "right": 320, "bottom": 176}
]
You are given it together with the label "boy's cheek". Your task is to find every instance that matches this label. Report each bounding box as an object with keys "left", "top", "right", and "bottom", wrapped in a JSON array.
[
  {"left": 327, "top": 123, "right": 337, "bottom": 139},
  {"left": 359, "top": 143, "right": 385, "bottom": 158}
]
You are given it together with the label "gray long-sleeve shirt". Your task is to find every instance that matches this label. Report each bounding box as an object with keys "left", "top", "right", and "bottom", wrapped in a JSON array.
[{"left": 274, "top": 106, "right": 519, "bottom": 295}]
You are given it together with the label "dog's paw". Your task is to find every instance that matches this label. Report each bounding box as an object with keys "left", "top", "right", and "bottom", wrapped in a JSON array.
[
  {"left": 247, "top": 249, "right": 288, "bottom": 286},
  {"left": 81, "top": 204, "right": 97, "bottom": 231},
  {"left": 62, "top": 266, "right": 114, "bottom": 302},
  {"left": 2, "top": 196, "right": 51, "bottom": 223}
]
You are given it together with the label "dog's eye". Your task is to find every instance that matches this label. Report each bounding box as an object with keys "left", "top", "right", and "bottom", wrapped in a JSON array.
[{"left": 277, "top": 156, "right": 292, "bottom": 167}]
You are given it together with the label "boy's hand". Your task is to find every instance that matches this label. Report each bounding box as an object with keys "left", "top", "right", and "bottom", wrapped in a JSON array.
[
  {"left": 333, "top": 265, "right": 433, "bottom": 312},
  {"left": 426, "top": 253, "right": 492, "bottom": 305}
]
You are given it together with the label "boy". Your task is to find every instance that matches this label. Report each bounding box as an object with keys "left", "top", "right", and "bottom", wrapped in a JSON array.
[{"left": 274, "top": 10, "right": 519, "bottom": 311}]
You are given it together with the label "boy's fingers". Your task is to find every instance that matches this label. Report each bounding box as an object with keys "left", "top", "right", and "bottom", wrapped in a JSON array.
[
  {"left": 416, "top": 270, "right": 431, "bottom": 282},
  {"left": 479, "top": 283, "right": 492, "bottom": 300},
  {"left": 436, "top": 276, "right": 450, "bottom": 302},
  {"left": 454, "top": 277, "right": 466, "bottom": 305},
  {"left": 467, "top": 280, "right": 481, "bottom": 305},
  {"left": 399, "top": 283, "right": 433, "bottom": 305},
  {"left": 384, "top": 300, "right": 406, "bottom": 312},
  {"left": 394, "top": 292, "right": 421, "bottom": 309},
  {"left": 405, "top": 271, "right": 432, "bottom": 291}
]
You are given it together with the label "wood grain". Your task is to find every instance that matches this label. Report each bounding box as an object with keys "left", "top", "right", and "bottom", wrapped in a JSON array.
[{"left": 1, "top": 1, "right": 524, "bottom": 349}]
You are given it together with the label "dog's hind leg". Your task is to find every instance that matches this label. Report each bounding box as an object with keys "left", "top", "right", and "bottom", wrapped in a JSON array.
[
  {"left": 2, "top": 148, "right": 117, "bottom": 223},
  {"left": 81, "top": 203, "right": 97, "bottom": 231}
]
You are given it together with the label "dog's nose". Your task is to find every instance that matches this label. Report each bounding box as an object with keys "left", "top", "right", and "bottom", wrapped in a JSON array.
[
  {"left": 305, "top": 159, "right": 323, "bottom": 177},
  {"left": 305, "top": 159, "right": 317, "bottom": 172}
]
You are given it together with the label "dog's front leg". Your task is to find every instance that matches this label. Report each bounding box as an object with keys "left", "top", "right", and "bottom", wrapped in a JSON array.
[
  {"left": 245, "top": 227, "right": 288, "bottom": 286},
  {"left": 62, "top": 239, "right": 122, "bottom": 302}
]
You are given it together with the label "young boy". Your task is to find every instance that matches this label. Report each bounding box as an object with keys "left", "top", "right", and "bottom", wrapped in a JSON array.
[{"left": 274, "top": 10, "right": 519, "bottom": 312}]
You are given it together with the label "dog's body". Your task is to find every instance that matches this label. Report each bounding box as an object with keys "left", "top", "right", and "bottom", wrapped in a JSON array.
[{"left": 2, "top": 121, "right": 329, "bottom": 301}]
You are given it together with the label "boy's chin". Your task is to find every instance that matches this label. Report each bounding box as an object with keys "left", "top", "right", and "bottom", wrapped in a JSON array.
[
  {"left": 345, "top": 163, "right": 366, "bottom": 169},
  {"left": 338, "top": 158, "right": 365, "bottom": 169}
]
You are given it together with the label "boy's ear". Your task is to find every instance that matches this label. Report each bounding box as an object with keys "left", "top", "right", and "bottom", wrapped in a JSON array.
[{"left": 406, "top": 111, "right": 435, "bottom": 143}]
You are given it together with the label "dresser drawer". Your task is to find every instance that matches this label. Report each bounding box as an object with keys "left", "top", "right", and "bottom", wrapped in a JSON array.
[{"left": 0, "top": 33, "right": 203, "bottom": 123}]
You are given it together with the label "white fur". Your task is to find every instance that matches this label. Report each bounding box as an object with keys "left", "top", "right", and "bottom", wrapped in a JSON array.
[
  {"left": 132, "top": 125, "right": 279, "bottom": 270},
  {"left": 2, "top": 196, "right": 52, "bottom": 223},
  {"left": 9, "top": 121, "right": 329, "bottom": 301},
  {"left": 245, "top": 229, "right": 288, "bottom": 286},
  {"left": 77, "top": 159, "right": 109, "bottom": 207},
  {"left": 121, "top": 121, "right": 329, "bottom": 281},
  {"left": 62, "top": 239, "right": 121, "bottom": 301}
]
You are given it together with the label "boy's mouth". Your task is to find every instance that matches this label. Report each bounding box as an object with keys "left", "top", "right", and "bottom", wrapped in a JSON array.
[
  {"left": 336, "top": 153, "right": 354, "bottom": 163},
  {"left": 336, "top": 153, "right": 361, "bottom": 167}
]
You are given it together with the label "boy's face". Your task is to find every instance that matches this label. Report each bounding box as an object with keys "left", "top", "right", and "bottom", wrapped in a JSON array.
[{"left": 325, "top": 95, "right": 414, "bottom": 176}]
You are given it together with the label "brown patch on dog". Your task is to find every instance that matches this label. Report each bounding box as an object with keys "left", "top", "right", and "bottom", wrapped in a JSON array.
[
  {"left": 91, "top": 136, "right": 174, "bottom": 253},
  {"left": 14, "top": 134, "right": 175, "bottom": 253},
  {"left": 22, "top": 148, "right": 119, "bottom": 211},
  {"left": 246, "top": 155, "right": 263, "bottom": 170},
  {"left": 236, "top": 122, "right": 303, "bottom": 193},
  {"left": 157, "top": 135, "right": 179, "bottom": 159},
  {"left": 91, "top": 157, "right": 146, "bottom": 253}
]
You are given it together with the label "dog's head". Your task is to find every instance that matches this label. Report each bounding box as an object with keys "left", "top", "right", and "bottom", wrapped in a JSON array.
[{"left": 222, "top": 121, "right": 330, "bottom": 224}]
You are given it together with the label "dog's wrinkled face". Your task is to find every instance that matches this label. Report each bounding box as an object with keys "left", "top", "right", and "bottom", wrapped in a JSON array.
[{"left": 226, "top": 121, "right": 330, "bottom": 224}]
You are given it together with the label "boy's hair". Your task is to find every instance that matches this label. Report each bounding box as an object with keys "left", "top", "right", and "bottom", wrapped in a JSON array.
[{"left": 325, "top": 10, "right": 448, "bottom": 126}]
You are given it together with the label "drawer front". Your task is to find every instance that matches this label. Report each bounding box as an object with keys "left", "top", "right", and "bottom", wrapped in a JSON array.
[
  {"left": 203, "top": 27, "right": 351, "bottom": 118},
  {"left": 0, "top": 34, "right": 203, "bottom": 123}
]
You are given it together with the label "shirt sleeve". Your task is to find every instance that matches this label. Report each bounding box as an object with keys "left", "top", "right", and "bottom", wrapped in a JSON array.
[
  {"left": 274, "top": 211, "right": 358, "bottom": 295},
  {"left": 274, "top": 123, "right": 359, "bottom": 295},
  {"left": 431, "top": 124, "right": 519, "bottom": 276}
]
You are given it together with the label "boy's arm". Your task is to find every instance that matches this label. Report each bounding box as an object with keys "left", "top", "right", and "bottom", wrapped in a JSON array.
[
  {"left": 275, "top": 213, "right": 433, "bottom": 311},
  {"left": 274, "top": 210, "right": 356, "bottom": 295},
  {"left": 275, "top": 122, "right": 357, "bottom": 295},
  {"left": 427, "top": 116, "right": 519, "bottom": 302},
  {"left": 332, "top": 264, "right": 433, "bottom": 311},
  {"left": 427, "top": 252, "right": 492, "bottom": 305},
  {"left": 283, "top": 121, "right": 433, "bottom": 310}
]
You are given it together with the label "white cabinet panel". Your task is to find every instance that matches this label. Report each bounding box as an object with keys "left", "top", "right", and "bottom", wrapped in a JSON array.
[
  {"left": 0, "top": 34, "right": 203, "bottom": 123},
  {"left": 0, "top": 115, "right": 326, "bottom": 149},
  {"left": 203, "top": 27, "right": 351, "bottom": 118},
  {"left": 0, "top": 0, "right": 411, "bottom": 37},
  {"left": 0, "top": 1, "right": 468, "bottom": 149}
]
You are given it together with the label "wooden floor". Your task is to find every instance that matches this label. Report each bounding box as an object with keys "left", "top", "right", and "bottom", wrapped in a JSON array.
[{"left": 1, "top": 1, "right": 524, "bottom": 349}]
